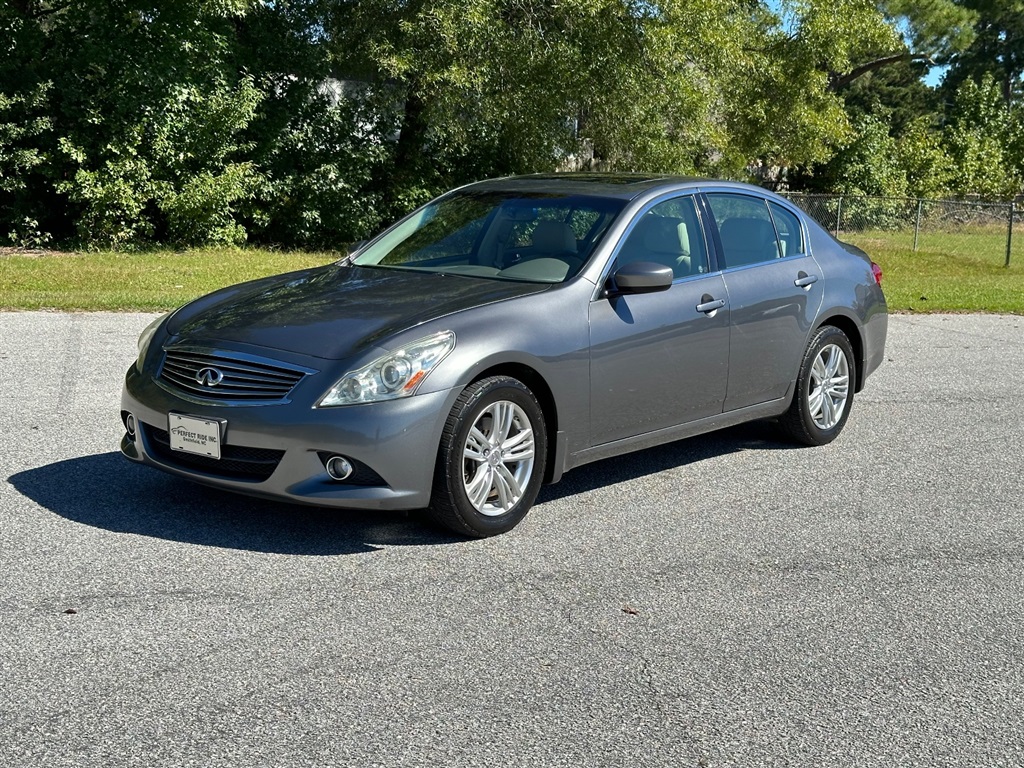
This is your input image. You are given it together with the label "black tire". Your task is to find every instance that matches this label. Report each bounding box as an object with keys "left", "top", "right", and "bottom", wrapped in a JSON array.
[
  {"left": 779, "top": 325, "right": 856, "bottom": 446},
  {"left": 428, "top": 376, "right": 547, "bottom": 537}
]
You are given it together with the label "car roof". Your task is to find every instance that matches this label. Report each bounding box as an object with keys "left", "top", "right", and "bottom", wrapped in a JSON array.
[{"left": 462, "top": 173, "right": 767, "bottom": 201}]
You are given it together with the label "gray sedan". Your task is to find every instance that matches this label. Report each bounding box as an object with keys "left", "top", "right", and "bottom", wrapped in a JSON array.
[{"left": 121, "top": 174, "right": 887, "bottom": 536}]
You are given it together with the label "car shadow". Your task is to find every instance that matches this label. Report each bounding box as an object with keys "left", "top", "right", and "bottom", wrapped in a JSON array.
[
  {"left": 8, "top": 421, "right": 795, "bottom": 555},
  {"left": 8, "top": 452, "right": 459, "bottom": 555}
]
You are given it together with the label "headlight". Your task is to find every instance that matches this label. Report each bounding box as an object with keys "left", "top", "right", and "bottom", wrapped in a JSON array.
[
  {"left": 318, "top": 331, "right": 456, "bottom": 407},
  {"left": 136, "top": 312, "right": 171, "bottom": 371}
]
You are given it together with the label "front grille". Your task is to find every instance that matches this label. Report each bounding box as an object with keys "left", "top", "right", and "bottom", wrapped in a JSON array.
[
  {"left": 159, "top": 349, "right": 309, "bottom": 403},
  {"left": 145, "top": 426, "right": 284, "bottom": 481}
]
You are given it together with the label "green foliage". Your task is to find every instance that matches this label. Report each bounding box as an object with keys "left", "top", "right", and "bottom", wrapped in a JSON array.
[
  {"left": 942, "top": 0, "right": 1024, "bottom": 106},
  {"left": 0, "top": 0, "right": 394, "bottom": 249},
  {"left": 802, "top": 116, "right": 914, "bottom": 229},
  {"left": 840, "top": 57, "right": 938, "bottom": 136},
  {"left": 56, "top": 139, "right": 157, "bottom": 248},
  {"left": 45, "top": 2, "right": 273, "bottom": 248},
  {"left": 6, "top": 0, "right": 1022, "bottom": 250},
  {"left": 245, "top": 90, "right": 390, "bottom": 247},
  {"left": 941, "top": 76, "right": 1022, "bottom": 199},
  {"left": 795, "top": 0, "right": 1024, "bottom": 204},
  {"left": 0, "top": 5, "right": 54, "bottom": 246},
  {"left": 53, "top": 76, "right": 265, "bottom": 248},
  {"left": 785, "top": 0, "right": 902, "bottom": 73},
  {"left": 1007, "top": 106, "right": 1024, "bottom": 174},
  {"left": 0, "top": 87, "right": 49, "bottom": 195},
  {"left": 325, "top": 0, "right": 921, "bottom": 211},
  {"left": 160, "top": 164, "right": 257, "bottom": 247},
  {"left": 816, "top": 115, "right": 908, "bottom": 198},
  {"left": 895, "top": 118, "right": 954, "bottom": 199},
  {"left": 883, "top": 0, "right": 977, "bottom": 59},
  {"left": 327, "top": 0, "right": 700, "bottom": 212},
  {"left": 0, "top": 85, "right": 53, "bottom": 247}
]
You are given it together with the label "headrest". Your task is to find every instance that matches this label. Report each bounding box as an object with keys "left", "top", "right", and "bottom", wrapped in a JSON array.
[
  {"left": 532, "top": 221, "right": 577, "bottom": 253},
  {"left": 639, "top": 216, "right": 686, "bottom": 254},
  {"left": 719, "top": 218, "right": 776, "bottom": 249}
]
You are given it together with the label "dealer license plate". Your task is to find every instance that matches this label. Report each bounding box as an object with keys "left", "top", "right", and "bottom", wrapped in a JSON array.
[{"left": 168, "top": 413, "right": 222, "bottom": 459}]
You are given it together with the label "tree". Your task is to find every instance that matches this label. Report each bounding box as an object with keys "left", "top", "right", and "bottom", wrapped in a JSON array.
[
  {"left": 3, "top": 0, "right": 959, "bottom": 247},
  {"left": 941, "top": 75, "right": 1021, "bottom": 198},
  {"left": 229, "top": 0, "right": 390, "bottom": 245},
  {"left": 838, "top": 57, "right": 938, "bottom": 136},
  {"left": 324, "top": 0, "right": 745, "bottom": 214},
  {"left": 942, "top": 0, "right": 1024, "bottom": 106},
  {"left": 809, "top": 114, "right": 908, "bottom": 198},
  {"left": 0, "top": 3, "right": 55, "bottom": 246},
  {"left": 885, "top": 0, "right": 976, "bottom": 59},
  {"left": 724, "top": 0, "right": 900, "bottom": 173},
  {"left": 41, "top": 1, "right": 264, "bottom": 247},
  {"left": 786, "top": 0, "right": 989, "bottom": 200},
  {"left": 895, "top": 117, "right": 954, "bottom": 199},
  {"left": 322, "top": 0, "right": 927, "bottom": 213}
]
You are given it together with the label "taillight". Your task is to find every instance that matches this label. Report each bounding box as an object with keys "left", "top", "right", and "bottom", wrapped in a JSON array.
[{"left": 871, "top": 262, "right": 883, "bottom": 285}]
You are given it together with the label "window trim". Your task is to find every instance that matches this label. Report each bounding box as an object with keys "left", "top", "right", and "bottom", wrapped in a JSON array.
[
  {"left": 766, "top": 200, "right": 807, "bottom": 259},
  {"left": 593, "top": 190, "right": 715, "bottom": 298},
  {"left": 699, "top": 189, "right": 811, "bottom": 271}
]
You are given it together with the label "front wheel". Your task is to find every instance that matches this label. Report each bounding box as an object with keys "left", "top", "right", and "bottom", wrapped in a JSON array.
[
  {"left": 429, "top": 376, "right": 547, "bottom": 537},
  {"left": 779, "top": 325, "right": 856, "bottom": 446}
]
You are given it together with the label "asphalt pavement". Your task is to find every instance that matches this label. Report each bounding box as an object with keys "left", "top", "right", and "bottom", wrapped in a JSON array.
[{"left": 1, "top": 311, "right": 1023, "bottom": 767}]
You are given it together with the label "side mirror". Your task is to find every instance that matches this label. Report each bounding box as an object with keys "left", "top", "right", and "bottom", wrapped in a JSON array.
[{"left": 608, "top": 261, "right": 674, "bottom": 296}]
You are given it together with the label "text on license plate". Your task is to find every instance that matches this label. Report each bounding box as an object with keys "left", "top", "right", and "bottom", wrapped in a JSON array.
[{"left": 168, "top": 413, "right": 222, "bottom": 459}]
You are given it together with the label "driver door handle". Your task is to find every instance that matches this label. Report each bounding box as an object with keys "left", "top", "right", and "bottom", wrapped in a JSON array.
[{"left": 696, "top": 297, "right": 726, "bottom": 314}]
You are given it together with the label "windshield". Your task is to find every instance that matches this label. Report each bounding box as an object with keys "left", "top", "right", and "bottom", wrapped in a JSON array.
[{"left": 352, "top": 190, "right": 626, "bottom": 283}]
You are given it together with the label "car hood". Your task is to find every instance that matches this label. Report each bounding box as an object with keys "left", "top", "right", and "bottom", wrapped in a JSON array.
[{"left": 167, "top": 265, "right": 550, "bottom": 360}]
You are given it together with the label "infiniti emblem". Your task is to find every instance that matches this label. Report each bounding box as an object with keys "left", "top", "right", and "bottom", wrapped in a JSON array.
[{"left": 195, "top": 366, "right": 225, "bottom": 387}]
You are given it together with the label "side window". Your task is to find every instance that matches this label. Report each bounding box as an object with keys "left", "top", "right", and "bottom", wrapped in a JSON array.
[
  {"left": 768, "top": 202, "right": 804, "bottom": 257},
  {"left": 613, "top": 196, "right": 709, "bottom": 278},
  {"left": 706, "top": 193, "right": 780, "bottom": 268}
]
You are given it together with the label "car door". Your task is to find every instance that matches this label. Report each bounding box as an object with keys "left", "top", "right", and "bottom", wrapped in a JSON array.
[
  {"left": 589, "top": 194, "right": 730, "bottom": 446},
  {"left": 703, "top": 192, "right": 824, "bottom": 412}
]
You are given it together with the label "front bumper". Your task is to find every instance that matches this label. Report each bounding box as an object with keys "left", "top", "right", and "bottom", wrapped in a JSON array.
[{"left": 120, "top": 364, "right": 459, "bottom": 510}]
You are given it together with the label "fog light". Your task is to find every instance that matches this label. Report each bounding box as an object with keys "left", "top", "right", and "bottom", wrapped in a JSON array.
[
  {"left": 125, "top": 412, "right": 137, "bottom": 438},
  {"left": 325, "top": 455, "right": 354, "bottom": 481}
]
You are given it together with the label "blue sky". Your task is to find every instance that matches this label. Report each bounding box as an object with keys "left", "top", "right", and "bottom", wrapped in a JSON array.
[{"left": 924, "top": 66, "right": 947, "bottom": 88}]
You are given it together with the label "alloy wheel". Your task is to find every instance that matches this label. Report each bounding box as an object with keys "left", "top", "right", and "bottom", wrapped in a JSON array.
[
  {"left": 461, "top": 400, "right": 536, "bottom": 516},
  {"left": 807, "top": 343, "right": 850, "bottom": 430}
]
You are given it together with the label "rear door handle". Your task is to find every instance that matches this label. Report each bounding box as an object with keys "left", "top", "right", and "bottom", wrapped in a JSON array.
[
  {"left": 696, "top": 298, "right": 726, "bottom": 314},
  {"left": 794, "top": 272, "right": 819, "bottom": 288}
]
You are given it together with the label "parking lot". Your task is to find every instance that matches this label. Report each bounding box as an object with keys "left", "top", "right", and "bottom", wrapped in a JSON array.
[{"left": 2, "top": 311, "right": 1023, "bottom": 767}]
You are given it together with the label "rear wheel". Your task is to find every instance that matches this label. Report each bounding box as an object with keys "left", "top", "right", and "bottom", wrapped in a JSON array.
[
  {"left": 779, "top": 325, "right": 855, "bottom": 446},
  {"left": 429, "top": 376, "right": 547, "bottom": 537}
]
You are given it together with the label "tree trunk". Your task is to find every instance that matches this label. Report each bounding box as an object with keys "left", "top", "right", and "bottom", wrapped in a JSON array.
[{"left": 395, "top": 89, "right": 427, "bottom": 174}]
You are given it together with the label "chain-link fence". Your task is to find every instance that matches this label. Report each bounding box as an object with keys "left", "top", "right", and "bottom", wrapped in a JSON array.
[{"left": 781, "top": 193, "right": 1022, "bottom": 267}]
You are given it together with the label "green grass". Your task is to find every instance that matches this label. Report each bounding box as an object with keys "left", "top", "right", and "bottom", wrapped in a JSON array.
[
  {"left": 2, "top": 239, "right": 1023, "bottom": 314},
  {"left": 844, "top": 231, "right": 1024, "bottom": 314},
  {"left": 0, "top": 247, "right": 340, "bottom": 311}
]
